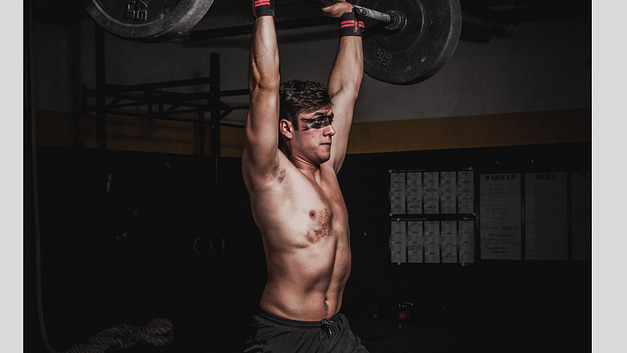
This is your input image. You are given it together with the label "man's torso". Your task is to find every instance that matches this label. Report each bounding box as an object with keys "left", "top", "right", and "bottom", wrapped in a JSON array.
[{"left": 246, "top": 152, "right": 352, "bottom": 321}]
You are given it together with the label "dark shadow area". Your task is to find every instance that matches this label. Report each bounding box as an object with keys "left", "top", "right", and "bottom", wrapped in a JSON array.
[{"left": 25, "top": 143, "right": 591, "bottom": 353}]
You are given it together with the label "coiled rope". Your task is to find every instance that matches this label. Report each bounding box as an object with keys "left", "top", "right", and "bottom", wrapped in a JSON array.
[{"left": 66, "top": 318, "right": 174, "bottom": 353}]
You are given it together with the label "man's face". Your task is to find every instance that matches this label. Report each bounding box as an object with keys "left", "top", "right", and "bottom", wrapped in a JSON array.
[{"left": 293, "top": 108, "right": 336, "bottom": 164}]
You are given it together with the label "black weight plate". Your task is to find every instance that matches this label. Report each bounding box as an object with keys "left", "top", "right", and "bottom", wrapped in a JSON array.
[
  {"left": 83, "top": 0, "right": 214, "bottom": 41},
  {"left": 355, "top": 0, "right": 462, "bottom": 84}
]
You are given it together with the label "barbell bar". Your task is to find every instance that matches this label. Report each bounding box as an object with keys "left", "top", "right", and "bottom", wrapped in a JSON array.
[
  {"left": 306, "top": 0, "right": 407, "bottom": 31},
  {"left": 83, "top": 0, "right": 462, "bottom": 84}
]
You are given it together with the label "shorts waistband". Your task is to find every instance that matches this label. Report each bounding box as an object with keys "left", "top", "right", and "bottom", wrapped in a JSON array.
[{"left": 257, "top": 310, "right": 343, "bottom": 329}]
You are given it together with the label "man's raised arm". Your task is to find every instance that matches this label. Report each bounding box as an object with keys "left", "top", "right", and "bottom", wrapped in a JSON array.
[
  {"left": 242, "top": 2, "right": 281, "bottom": 186},
  {"left": 323, "top": 1, "right": 364, "bottom": 173}
]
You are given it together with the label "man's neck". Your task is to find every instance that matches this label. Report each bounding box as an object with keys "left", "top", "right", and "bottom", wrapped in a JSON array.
[{"left": 280, "top": 148, "right": 323, "bottom": 182}]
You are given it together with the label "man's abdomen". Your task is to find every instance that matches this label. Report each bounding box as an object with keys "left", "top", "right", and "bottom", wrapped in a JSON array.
[{"left": 260, "top": 240, "right": 351, "bottom": 321}]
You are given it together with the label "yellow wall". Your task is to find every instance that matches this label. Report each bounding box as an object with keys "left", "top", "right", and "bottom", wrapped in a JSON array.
[
  {"left": 33, "top": 108, "right": 591, "bottom": 157},
  {"left": 347, "top": 109, "right": 591, "bottom": 154}
]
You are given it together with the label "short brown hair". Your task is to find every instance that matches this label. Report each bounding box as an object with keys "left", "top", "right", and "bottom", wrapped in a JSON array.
[{"left": 279, "top": 79, "right": 333, "bottom": 130}]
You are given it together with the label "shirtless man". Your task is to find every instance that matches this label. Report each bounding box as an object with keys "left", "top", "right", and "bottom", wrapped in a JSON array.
[{"left": 241, "top": 0, "right": 367, "bottom": 352}]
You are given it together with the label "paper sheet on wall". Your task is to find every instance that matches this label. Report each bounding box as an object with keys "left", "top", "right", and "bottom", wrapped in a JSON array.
[
  {"left": 406, "top": 172, "right": 423, "bottom": 214},
  {"left": 571, "top": 172, "right": 591, "bottom": 260},
  {"left": 407, "top": 220, "right": 424, "bottom": 263},
  {"left": 441, "top": 220, "right": 458, "bottom": 263},
  {"left": 390, "top": 172, "right": 406, "bottom": 214},
  {"left": 423, "top": 172, "right": 440, "bottom": 214},
  {"left": 457, "top": 171, "right": 475, "bottom": 214},
  {"left": 459, "top": 220, "right": 475, "bottom": 264},
  {"left": 424, "top": 220, "right": 440, "bottom": 263},
  {"left": 479, "top": 173, "right": 522, "bottom": 260},
  {"left": 390, "top": 220, "right": 407, "bottom": 263},
  {"left": 440, "top": 172, "right": 457, "bottom": 214},
  {"left": 525, "top": 173, "right": 568, "bottom": 260}
]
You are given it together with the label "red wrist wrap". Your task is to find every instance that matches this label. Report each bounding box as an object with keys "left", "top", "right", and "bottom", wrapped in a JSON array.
[
  {"left": 252, "top": 0, "right": 274, "bottom": 18},
  {"left": 339, "top": 10, "right": 364, "bottom": 37}
]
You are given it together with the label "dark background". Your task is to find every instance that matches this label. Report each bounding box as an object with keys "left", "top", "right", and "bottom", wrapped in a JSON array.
[{"left": 25, "top": 142, "right": 591, "bottom": 353}]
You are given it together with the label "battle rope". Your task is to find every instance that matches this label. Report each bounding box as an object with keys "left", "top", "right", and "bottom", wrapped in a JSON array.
[{"left": 66, "top": 318, "right": 174, "bottom": 353}]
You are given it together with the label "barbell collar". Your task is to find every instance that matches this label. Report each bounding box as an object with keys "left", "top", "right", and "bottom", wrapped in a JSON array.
[
  {"left": 383, "top": 10, "right": 408, "bottom": 31},
  {"left": 350, "top": 4, "right": 409, "bottom": 32}
]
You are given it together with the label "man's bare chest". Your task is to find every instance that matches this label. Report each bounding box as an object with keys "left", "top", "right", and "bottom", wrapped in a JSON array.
[{"left": 284, "top": 172, "right": 349, "bottom": 245}]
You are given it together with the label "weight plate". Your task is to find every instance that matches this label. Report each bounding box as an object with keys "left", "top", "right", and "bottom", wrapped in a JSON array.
[
  {"left": 355, "top": 0, "right": 462, "bottom": 84},
  {"left": 83, "top": 0, "right": 214, "bottom": 41}
]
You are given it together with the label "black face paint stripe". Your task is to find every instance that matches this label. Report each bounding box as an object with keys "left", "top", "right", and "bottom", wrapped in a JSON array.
[{"left": 300, "top": 113, "right": 334, "bottom": 130}]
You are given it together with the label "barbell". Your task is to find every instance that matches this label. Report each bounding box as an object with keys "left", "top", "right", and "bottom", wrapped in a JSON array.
[{"left": 82, "top": 0, "right": 462, "bottom": 84}]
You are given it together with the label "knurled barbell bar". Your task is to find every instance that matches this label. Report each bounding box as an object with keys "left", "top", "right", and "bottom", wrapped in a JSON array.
[{"left": 307, "top": 0, "right": 407, "bottom": 31}]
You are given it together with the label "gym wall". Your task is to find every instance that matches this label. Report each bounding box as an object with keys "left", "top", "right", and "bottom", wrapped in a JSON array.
[
  {"left": 31, "top": 6, "right": 591, "bottom": 122},
  {"left": 33, "top": 107, "right": 590, "bottom": 156},
  {"left": 31, "top": 2, "right": 591, "bottom": 155}
]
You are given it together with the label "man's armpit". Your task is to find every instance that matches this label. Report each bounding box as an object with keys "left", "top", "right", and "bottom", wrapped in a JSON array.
[{"left": 271, "top": 162, "right": 286, "bottom": 183}]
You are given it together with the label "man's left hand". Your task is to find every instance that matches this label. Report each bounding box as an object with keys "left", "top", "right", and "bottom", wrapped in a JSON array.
[{"left": 321, "top": 0, "right": 353, "bottom": 18}]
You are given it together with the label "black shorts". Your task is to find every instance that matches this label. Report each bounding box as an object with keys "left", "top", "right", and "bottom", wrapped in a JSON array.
[{"left": 244, "top": 310, "right": 369, "bottom": 353}]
